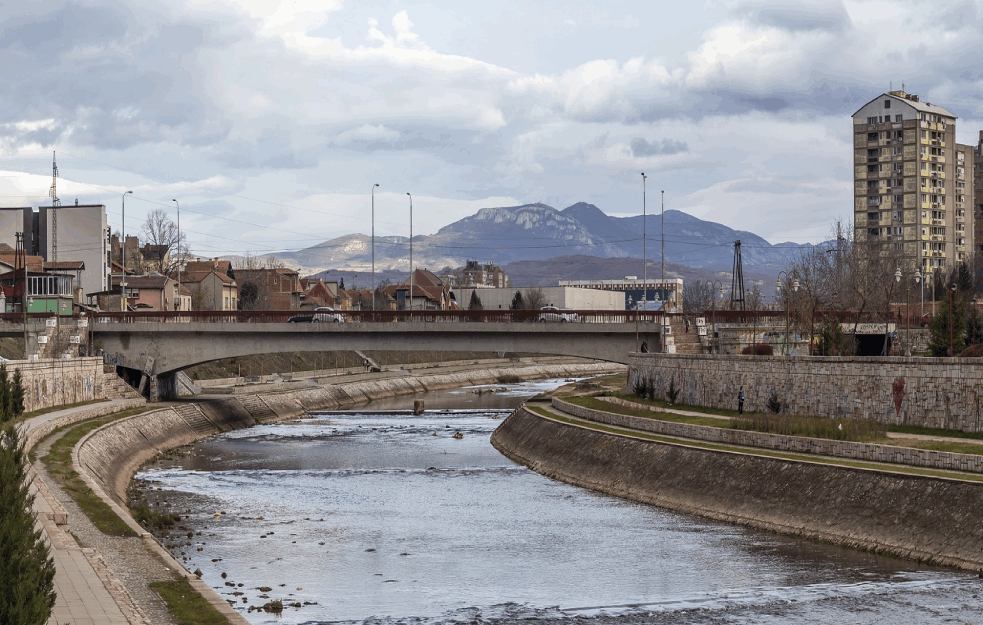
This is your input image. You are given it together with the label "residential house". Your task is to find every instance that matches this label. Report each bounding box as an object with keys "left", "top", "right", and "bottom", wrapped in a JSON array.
[
  {"left": 111, "top": 274, "right": 183, "bottom": 311},
  {"left": 235, "top": 267, "right": 303, "bottom": 310},
  {"left": 385, "top": 268, "right": 454, "bottom": 310},
  {"left": 181, "top": 269, "right": 238, "bottom": 311}
]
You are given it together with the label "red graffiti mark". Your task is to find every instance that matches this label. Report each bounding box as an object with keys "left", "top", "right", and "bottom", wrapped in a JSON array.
[{"left": 892, "top": 377, "right": 905, "bottom": 416}]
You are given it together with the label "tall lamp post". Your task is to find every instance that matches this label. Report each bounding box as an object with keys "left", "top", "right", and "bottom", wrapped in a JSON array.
[
  {"left": 172, "top": 199, "right": 181, "bottom": 311},
  {"left": 703, "top": 279, "right": 723, "bottom": 354},
  {"left": 915, "top": 271, "right": 923, "bottom": 318},
  {"left": 641, "top": 173, "right": 647, "bottom": 310},
  {"left": 406, "top": 192, "right": 413, "bottom": 313},
  {"left": 371, "top": 184, "right": 379, "bottom": 301},
  {"left": 121, "top": 190, "right": 133, "bottom": 311},
  {"left": 661, "top": 189, "right": 665, "bottom": 338},
  {"left": 776, "top": 271, "right": 799, "bottom": 356},
  {"left": 949, "top": 282, "right": 957, "bottom": 356},
  {"left": 895, "top": 268, "right": 913, "bottom": 357}
]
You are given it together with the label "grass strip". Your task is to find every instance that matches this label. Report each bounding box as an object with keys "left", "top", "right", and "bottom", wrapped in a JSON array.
[
  {"left": 524, "top": 405, "right": 983, "bottom": 483},
  {"left": 567, "top": 396, "right": 729, "bottom": 428},
  {"left": 593, "top": 394, "right": 983, "bottom": 455},
  {"left": 150, "top": 577, "right": 230, "bottom": 625},
  {"left": 39, "top": 407, "right": 153, "bottom": 537}
]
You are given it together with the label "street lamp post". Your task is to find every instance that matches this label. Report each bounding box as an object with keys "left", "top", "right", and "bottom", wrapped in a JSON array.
[
  {"left": 172, "top": 199, "right": 180, "bottom": 311},
  {"left": 949, "top": 283, "right": 957, "bottom": 356},
  {"left": 406, "top": 192, "right": 413, "bottom": 313},
  {"left": 915, "top": 271, "right": 923, "bottom": 318},
  {"left": 704, "top": 280, "right": 723, "bottom": 354},
  {"left": 371, "top": 184, "right": 379, "bottom": 304},
  {"left": 661, "top": 189, "right": 665, "bottom": 331},
  {"left": 776, "top": 271, "right": 799, "bottom": 356},
  {"left": 641, "top": 173, "right": 647, "bottom": 311},
  {"left": 121, "top": 190, "right": 133, "bottom": 312}
]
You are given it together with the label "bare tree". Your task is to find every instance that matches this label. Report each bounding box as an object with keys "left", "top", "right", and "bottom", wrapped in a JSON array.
[
  {"left": 140, "top": 209, "right": 185, "bottom": 275},
  {"left": 234, "top": 252, "right": 265, "bottom": 271},
  {"left": 682, "top": 281, "right": 714, "bottom": 314},
  {"left": 523, "top": 288, "right": 548, "bottom": 310}
]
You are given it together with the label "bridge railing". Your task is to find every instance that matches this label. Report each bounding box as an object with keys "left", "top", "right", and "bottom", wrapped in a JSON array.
[{"left": 77, "top": 309, "right": 669, "bottom": 325}]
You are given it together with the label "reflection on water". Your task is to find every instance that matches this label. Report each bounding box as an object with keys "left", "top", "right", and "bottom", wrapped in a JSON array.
[{"left": 137, "top": 380, "right": 983, "bottom": 625}]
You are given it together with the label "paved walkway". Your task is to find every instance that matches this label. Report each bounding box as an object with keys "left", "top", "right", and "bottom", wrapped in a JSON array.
[{"left": 23, "top": 399, "right": 150, "bottom": 625}]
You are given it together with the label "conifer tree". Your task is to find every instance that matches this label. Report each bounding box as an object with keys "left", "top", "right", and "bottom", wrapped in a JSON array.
[
  {"left": 0, "top": 424, "right": 57, "bottom": 624},
  {"left": 468, "top": 291, "right": 483, "bottom": 310},
  {"left": 509, "top": 291, "right": 524, "bottom": 310},
  {"left": 0, "top": 364, "right": 9, "bottom": 423},
  {"left": 929, "top": 289, "right": 967, "bottom": 356},
  {"left": 11, "top": 368, "right": 25, "bottom": 418}
]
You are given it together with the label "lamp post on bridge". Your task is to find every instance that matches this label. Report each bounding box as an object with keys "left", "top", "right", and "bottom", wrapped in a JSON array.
[
  {"left": 776, "top": 270, "right": 799, "bottom": 356},
  {"left": 371, "top": 183, "right": 379, "bottom": 304},
  {"left": 121, "top": 190, "right": 133, "bottom": 312},
  {"left": 406, "top": 192, "right": 413, "bottom": 313},
  {"left": 703, "top": 279, "right": 723, "bottom": 355}
]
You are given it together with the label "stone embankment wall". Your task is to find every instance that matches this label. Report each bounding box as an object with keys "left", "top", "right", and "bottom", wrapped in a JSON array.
[
  {"left": 561, "top": 397, "right": 983, "bottom": 474},
  {"left": 77, "top": 362, "right": 620, "bottom": 505},
  {"left": 6, "top": 357, "right": 133, "bottom": 413},
  {"left": 491, "top": 406, "right": 983, "bottom": 571},
  {"left": 629, "top": 353, "right": 983, "bottom": 430}
]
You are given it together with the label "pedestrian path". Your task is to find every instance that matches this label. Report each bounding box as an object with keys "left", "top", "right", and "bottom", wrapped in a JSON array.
[{"left": 21, "top": 398, "right": 148, "bottom": 625}]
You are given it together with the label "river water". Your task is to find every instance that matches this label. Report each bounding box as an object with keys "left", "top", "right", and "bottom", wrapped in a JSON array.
[{"left": 136, "top": 379, "right": 983, "bottom": 625}]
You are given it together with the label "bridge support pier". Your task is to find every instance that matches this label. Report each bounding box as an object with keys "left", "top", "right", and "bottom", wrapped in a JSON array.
[{"left": 146, "top": 373, "right": 178, "bottom": 402}]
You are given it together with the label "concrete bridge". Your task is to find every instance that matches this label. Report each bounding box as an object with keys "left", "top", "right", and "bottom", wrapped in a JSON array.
[{"left": 72, "top": 310, "right": 665, "bottom": 399}]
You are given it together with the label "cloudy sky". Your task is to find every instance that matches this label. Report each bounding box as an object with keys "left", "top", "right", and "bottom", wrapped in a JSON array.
[{"left": 1, "top": 0, "right": 982, "bottom": 258}]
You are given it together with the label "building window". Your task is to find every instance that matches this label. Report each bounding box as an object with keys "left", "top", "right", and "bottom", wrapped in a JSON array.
[
  {"left": 884, "top": 100, "right": 891, "bottom": 109},
  {"left": 895, "top": 114, "right": 902, "bottom": 122}
]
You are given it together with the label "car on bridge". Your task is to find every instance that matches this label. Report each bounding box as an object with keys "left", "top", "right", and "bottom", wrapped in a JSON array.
[
  {"left": 288, "top": 307, "right": 346, "bottom": 323},
  {"left": 538, "top": 305, "right": 579, "bottom": 323}
]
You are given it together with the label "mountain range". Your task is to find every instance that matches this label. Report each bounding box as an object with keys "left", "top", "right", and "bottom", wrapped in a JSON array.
[{"left": 274, "top": 202, "right": 811, "bottom": 278}]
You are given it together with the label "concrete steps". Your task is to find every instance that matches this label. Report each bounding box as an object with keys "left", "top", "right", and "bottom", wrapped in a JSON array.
[
  {"left": 172, "top": 403, "right": 215, "bottom": 435},
  {"left": 667, "top": 319, "right": 706, "bottom": 354},
  {"left": 237, "top": 395, "right": 278, "bottom": 422}
]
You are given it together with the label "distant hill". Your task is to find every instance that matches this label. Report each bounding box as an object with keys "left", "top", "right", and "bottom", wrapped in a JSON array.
[{"left": 270, "top": 201, "right": 810, "bottom": 282}]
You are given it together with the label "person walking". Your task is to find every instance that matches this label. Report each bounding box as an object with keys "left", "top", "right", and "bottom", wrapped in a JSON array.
[
  {"left": 738, "top": 386, "right": 745, "bottom": 415},
  {"left": 685, "top": 317, "right": 690, "bottom": 333}
]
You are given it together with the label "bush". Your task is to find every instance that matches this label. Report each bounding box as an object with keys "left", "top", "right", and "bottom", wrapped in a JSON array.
[
  {"left": 766, "top": 390, "right": 784, "bottom": 414},
  {"left": 666, "top": 378, "right": 679, "bottom": 405},
  {"left": 0, "top": 425, "right": 56, "bottom": 624},
  {"left": 131, "top": 500, "right": 180, "bottom": 530},
  {"left": 741, "top": 344, "right": 774, "bottom": 356},
  {"left": 958, "top": 343, "right": 983, "bottom": 358}
]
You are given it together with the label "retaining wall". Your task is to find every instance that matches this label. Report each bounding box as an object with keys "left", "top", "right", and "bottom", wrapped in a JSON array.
[
  {"left": 4, "top": 357, "right": 125, "bottom": 413},
  {"left": 77, "top": 362, "right": 621, "bottom": 505},
  {"left": 629, "top": 353, "right": 983, "bottom": 430},
  {"left": 560, "top": 397, "right": 983, "bottom": 474},
  {"left": 491, "top": 406, "right": 983, "bottom": 571}
]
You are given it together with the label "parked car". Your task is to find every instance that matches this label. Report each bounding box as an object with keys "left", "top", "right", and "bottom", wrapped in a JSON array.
[
  {"left": 313, "top": 307, "right": 345, "bottom": 323},
  {"left": 538, "top": 305, "right": 579, "bottom": 322},
  {"left": 287, "top": 312, "right": 314, "bottom": 323}
]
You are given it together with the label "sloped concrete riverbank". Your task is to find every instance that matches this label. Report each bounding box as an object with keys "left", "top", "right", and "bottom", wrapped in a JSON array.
[{"left": 491, "top": 405, "right": 983, "bottom": 572}]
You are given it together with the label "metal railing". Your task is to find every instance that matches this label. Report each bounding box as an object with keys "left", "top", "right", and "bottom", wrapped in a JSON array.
[{"left": 10, "top": 309, "right": 671, "bottom": 326}]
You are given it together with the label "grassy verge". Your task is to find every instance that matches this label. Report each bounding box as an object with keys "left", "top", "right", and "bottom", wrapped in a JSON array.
[
  {"left": 524, "top": 405, "right": 983, "bottom": 482},
  {"left": 592, "top": 393, "right": 983, "bottom": 455},
  {"left": 150, "top": 577, "right": 230, "bottom": 625},
  {"left": 567, "top": 396, "right": 729, "bottom": 428},
  {"left": 39, "top": 407, "right": 153, "bottom": 537},
  {"left": 15, "top": 398, "right": 110, "bottom": 426}
]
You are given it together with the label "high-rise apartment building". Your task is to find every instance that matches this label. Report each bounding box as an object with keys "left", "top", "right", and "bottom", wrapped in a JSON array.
[
  {"left": 852, "top": 90, "right": 975, "bottom": 273},
  {"left": 975, "top": 131, "right": 983, "bottom": 256}
]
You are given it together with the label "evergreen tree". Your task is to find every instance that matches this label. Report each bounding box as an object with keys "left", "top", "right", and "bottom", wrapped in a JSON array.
[
  {"left": 467, "top": 291, "right": 483, "bottom": 310},
  {"left": 509, "top": 291, "right": 524, "bottom": 310},
  {"left": 957, "top": 263, "right": 973, "bottom": 294},
  {"left": 0, "top": 424, "right": 57, "bottom": 624},
  {"left": 0, "top": 364, "right": 9, "bottom": 424},
  {"left": 966, "top": 307, "right": 983, "bottom": 349},
  {"left": 928, "top": 288, "right": 967, "bottom": 356},
  {"left": 10, "top": 369, "right": 24, "bottom": 418}
]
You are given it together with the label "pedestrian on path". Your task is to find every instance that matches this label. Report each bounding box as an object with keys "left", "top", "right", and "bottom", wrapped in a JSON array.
[
  {"left": 685, "top": 317, "right": 690, "bottom": 333},
  {"left": 738, "top": 386, "right": 745, "bottom": 415}
]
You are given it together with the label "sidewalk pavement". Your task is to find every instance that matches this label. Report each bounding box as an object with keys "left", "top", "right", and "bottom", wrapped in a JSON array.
[{"left": 22, "top": 398, "right": 148, "bottom": 625}]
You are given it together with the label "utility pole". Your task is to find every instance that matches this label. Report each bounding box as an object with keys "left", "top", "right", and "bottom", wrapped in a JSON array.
[{"left": 49, "top": 152, "right": 61, "bottom": 261}]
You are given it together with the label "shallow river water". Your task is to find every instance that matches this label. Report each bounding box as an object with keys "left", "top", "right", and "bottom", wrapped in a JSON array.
[{"left": 136, "top": 379, "right": 983, "bottom": 625}]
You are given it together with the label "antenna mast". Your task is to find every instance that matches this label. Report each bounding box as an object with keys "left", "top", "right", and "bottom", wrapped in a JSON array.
[{"left": 49, "top": 151, "right": 62, "bottom": 261}]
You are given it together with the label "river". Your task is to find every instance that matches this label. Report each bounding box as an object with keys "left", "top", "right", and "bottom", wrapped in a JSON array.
[{"left": 135, "top": 379, "right": 983, "bottom": 624}]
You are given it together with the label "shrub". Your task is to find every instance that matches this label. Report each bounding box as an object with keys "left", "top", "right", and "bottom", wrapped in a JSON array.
[
  {"left": 666, "top": 378, "right": 680, "bottom": 405},
  {"left": 766, "top": 390, "right": 784, "bottom": 414},
  {"left": 958, "top": 343, "right": 983, "bottom": 358},
  {"left": 633, "top": 377, "right": 648, "bottom": 398},
  {"left": 741, "top": 343, "right": 774, "bottom": 356},
  {"left": 131, "top": 500, "right": 180, "bottom": 530},
  {"left": 0, "top": 425, "right": 56, "bottom": 625}
]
